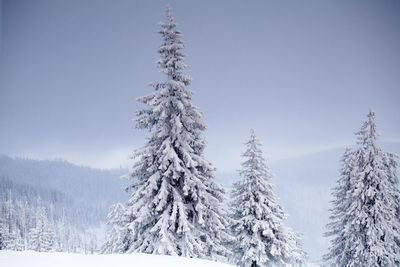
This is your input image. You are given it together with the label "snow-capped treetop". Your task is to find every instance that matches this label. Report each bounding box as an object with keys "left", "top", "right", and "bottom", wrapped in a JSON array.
[
  {"left": 232, "top": 129, "right": 285, "bottom": 222},
  {"left": 356, "top": 108, "right": 378, "bottom": 148},
  {"left": 156, "top": 5, "right": 191, "bottom": 84},
  {"left": 239, "top": 129, "right": 274, "bottom": 187}
]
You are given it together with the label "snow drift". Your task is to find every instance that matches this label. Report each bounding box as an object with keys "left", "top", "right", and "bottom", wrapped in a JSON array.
[{"left": 0, "top": 250, "right": 234, "bottom": 267}]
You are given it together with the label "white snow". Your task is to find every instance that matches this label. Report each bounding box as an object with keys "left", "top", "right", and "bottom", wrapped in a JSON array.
[{"left": 0, "top": 250, "right": 234, "bottom": 267}]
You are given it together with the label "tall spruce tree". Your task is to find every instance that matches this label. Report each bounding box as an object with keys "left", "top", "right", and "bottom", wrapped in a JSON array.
[
  {"left": 325, "top": 109, "right": 400, "bottom": 266},
  {"left": 230, "top": 130, "right": 305, "bottom": 267},
  {"left": 108, "top": 5, "right": 230, "bottom": 260}
]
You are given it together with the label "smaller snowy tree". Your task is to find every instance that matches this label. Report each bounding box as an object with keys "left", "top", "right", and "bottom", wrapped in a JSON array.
[
  {"left": 230, "top": 130, "right": 305, "bottom": 267},
  {"left": 0, "top": 225, "right": 5, "bottom": 250},
  {"left": 14, "top": 230, "right": 25, "bottom": 251},
  {"left": 1, "top": 229, "right": 16, "bottom": 250},
  {"left": 102, "top": 203, "right": 129, "bottom": 253},
  {"left": 325, "top": 109, "right": 400, "bottom": 266},
  {"left": 324, "top": 147, "right": 357, "bottom": 265},
  {"left": 29, "top": 207, "right": 55, "bottom": 252}
]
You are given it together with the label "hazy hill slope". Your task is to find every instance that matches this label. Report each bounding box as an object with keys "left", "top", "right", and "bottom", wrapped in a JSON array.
[{"left": 0, "top": 155, "right": 128, "bottom": 227}]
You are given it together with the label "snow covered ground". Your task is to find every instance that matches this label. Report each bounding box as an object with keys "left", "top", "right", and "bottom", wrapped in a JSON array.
[
  {"left": 0, "top": 250, "right": 323, "bottom": 267},
  {"left": 0, "top": 250, "right": 234, "bottom": 267}
]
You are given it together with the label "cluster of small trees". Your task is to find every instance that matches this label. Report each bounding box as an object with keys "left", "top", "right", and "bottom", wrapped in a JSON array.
[
  {"left": 0, "top": 156, "right": 127, "bottom": 227},
  {"left": 0, "top": 155, "right": 126, "bottom": 254},
  {"left": 0, "top": 190, "right": 98, "bottom": 253},
  {"left": 103, "top": 6, "right": 306, "bottom": 267}
]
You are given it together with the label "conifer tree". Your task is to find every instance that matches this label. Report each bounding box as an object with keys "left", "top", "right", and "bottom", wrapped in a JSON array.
[
  {"left": 107, "top": 5, "right": 230, "bottom": 260},
  {"left": 14, "top": 230, "right": 25, "bottom": 251},
  {"left": 325, "top": 109, "right": 400, "bottom": 266},
  {"left": 102, "top": 203, "right": 127, "bottom": 253},
  {"left": 324, "top": 147, "right": 356, "bottom": 265},
  {"left": 29, "top": 207, "right": 54, "bottom": 252},
  {"left": 230, "top": 130, "right": 305, "bottom": 267},
  {"left": 0, "top": 226, "right": 5, "bottom": 250}
]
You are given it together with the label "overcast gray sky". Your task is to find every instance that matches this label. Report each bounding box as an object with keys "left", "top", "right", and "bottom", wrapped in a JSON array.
[{"left": 1, "top": 0, "right": 399, "bottom": 170}]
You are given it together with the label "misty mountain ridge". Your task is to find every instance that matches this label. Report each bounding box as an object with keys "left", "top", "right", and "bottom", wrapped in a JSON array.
[{"left": 0, "top": 155, "right": 128, "bottom": 228}]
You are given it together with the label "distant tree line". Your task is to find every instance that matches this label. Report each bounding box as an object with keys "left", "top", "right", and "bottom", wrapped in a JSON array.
[{"left": 0, "top": 178, "right": 98, "bottom": 253}]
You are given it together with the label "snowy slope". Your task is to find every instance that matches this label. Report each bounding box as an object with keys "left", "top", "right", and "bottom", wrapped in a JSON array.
[
  {"left": 0, "top": 251, "right": 234, "bottom": 267},
  {"left": 0, "top": 251, "right": 324, "bottom": 267}
]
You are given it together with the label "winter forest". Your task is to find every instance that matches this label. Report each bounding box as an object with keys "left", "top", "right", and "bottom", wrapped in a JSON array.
[{"left": 1, "top": 2, "right": 400, "bottom": 267}]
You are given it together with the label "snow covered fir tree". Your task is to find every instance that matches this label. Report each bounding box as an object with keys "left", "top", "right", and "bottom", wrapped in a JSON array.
[
  {"left": 324, "top": 109, "right": 400, "bottom": 267},
  {"left": 101, "top": 203, "right": 127, "bottom": 254},
  {"left": 324, "top": 147, "right": 356, "bottom": 265},
  {"left": 229, "top": 130, "right": 305, "bottom": 267},
  {"left": 103, "top": 6, "right": 230, "bottom": 260},
  {"left": 28, "top": 207, "right": 55, "bottom": 252}
]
